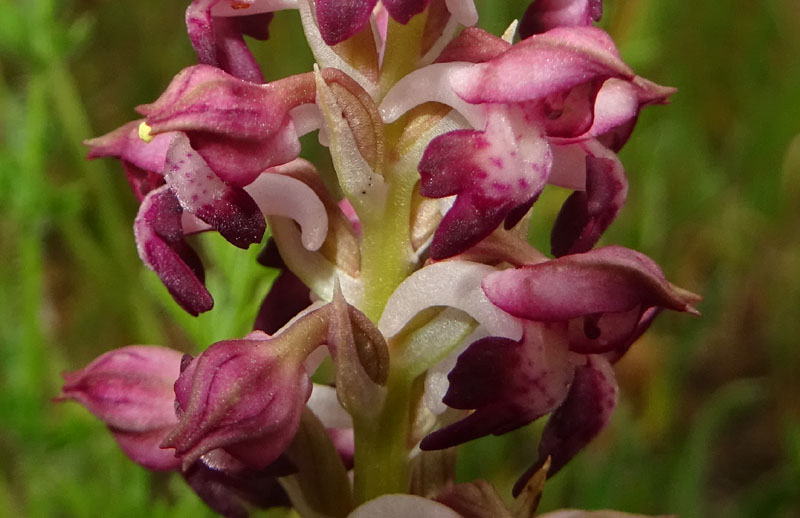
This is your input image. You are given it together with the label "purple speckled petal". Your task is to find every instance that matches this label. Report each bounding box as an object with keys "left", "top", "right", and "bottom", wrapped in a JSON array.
[
  {"left": 513, "top": 355, "right": 617, "bottom": 493},
  {"left": 483, "top": 245, "right": 700, "bottom": 322},
  {"left": 550, "top": 141, "right": 627, "bottom": 256},
  {"left": 134, "top": 186, "right": 213, "bottom": 315},
  {"left": 316, "top": 0, "right": 378, "bottom": 45},
  {"left": 434, "top": 26, "right": 510, "bottom": 64},
  {"left": 421, "top": 322, "right": 573, "bottom": 450},
  {"left": 450, "top": 27, "right": 633, "bottom": 105},
  {"left": 419, "top": 109, "right": 552, "bottom": 259},
  {"left": 164, "top": 134, "right": 266, "bottom": 248},
  {"left": 519, "top": 0, "right": 599, "bottom": 39}
]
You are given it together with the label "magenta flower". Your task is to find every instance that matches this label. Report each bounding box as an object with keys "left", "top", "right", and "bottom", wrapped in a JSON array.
[
  {"left": 58, "top": 346, "right": 184, "bottom": 471},
  {"left": 381, "top": 26, "right": 674, "bottom": 258},
  {"left": 482, "top": 246, "right": 700, "bottom": 355},
  {"left": 420, "top": 321, "right": 574, "bottom": 450},
  {"left": 164, "top": 335, "right": 313, "bottom": 469},
  {"left": 138, "top": 64, "right": 313, "bottom": 187},
  {"left": 84, "top": 119, "right": 172, "bottom": 201},
  {"left": 421, "top": 246, "right": 699, "bottom": 488}
]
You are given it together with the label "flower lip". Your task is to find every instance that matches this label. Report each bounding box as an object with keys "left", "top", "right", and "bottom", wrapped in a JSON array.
[{"left": 482, "top": 245, "right": 701, "bottom": 322}]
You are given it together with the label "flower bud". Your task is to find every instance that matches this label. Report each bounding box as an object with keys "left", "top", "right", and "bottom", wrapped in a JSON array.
[
  {"left": 58, "top": 346, "right": 183, "bottom": 471},
  {"left": 164, "top": 336, "right": 313, "bottom": 469}
]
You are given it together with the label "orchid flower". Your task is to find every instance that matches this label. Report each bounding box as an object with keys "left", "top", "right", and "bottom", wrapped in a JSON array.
[
  {"left": 380, "top": 25, "right": 675, "bottom": 258},
  {"left": 66, "top": 1, "right": 699, "bottom": 516}
]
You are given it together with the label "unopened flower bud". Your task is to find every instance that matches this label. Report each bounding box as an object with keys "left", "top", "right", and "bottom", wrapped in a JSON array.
[{"left": 58, "top": 346, "right": 183, "bottom": 471}]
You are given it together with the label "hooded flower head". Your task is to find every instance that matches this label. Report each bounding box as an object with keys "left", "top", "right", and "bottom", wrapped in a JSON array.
[
  {"left": 164, "top": 333, "right": 314, "bottom": 469},
  {"left": 380, "top": 26, "right": 674, "bottom": 258},
  {"left": 58, "top": 346, "right": 184, "bottom": 471}
]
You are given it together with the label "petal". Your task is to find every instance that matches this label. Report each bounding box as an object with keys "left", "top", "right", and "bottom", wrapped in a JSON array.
[
  {"left": 315, "top": 0, "right": 378, "bottom": 45},
  {"left": 182, "top": 456, "right": 290, "bottom": 518},
  {"left": 450, "top": 27, "right": 633, "bottom": 104},
  {"left": 482, "top": 245, "right": 700, "bottom": 321},
  {"left": 434, "top": 27, "right": 510, "bottom": 64},
  {"left": 419, "top": 109, "right": 552, "bottom": 258},
  {"left": 307, "top": 384, "right": 353, "bottom": 429},
  {"left": 253, "top": 269, "right": 312, "bottom": 334},
  {"left": 85, "top": 120, "right": 174, "bottom": 173},
  {"left": 166, "top": 338, "right": 311, "bottom": 468},
  {"left": 421, "top": 322, "right": 572, "bottom": 450},
  {"left": 134, "top": 186, "right": 213, "bottom": 315},
  {"left": 164, "top": 135, "right": 266, "bottom": 248},
  {"left": 186, "top": 0, "right": 272, "bottom": 83},
  {"left": 519, "top": 0, "right": 598, "bottom": 39},
  {"left": 112, "top": 428, "right": 183, "bottom": 471},
  {"left": 59, "top": 345, "right": 183, "bottom": 432},
  {"left": 379, "top": 62, "right": 484, "bottom": 127},
  {"left": 243, "top": 166, "right": 329, "bottom": 250},
  {"left": 349, "top": 495, "right": 463, "bottom": 518},
  {"left": 514, "top": 355, "right": 617, "bottom": 493},
  {"left": 140, "top": 66, "right": 314, "bottom": 184},
  {"left": 378, "top": 260, "right": 523, "bottom": 341},
  {"left": 383, "top": 0, "right": 432, "bottom": 24},
  {"left": 121, "top": 163, "right": 167, "bottom": 202},
  {"left": 550, "top": 141, "right": 627, "bottom": 256}
]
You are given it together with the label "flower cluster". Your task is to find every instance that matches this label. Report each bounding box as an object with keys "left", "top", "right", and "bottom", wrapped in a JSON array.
[{"left": 62, "top": 0, "right": 699, "bottom": 516}]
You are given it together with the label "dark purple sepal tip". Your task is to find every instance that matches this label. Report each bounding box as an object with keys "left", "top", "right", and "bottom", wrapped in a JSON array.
[
  {"left": 134, "top": 186, "right": 213, "bottom": 316},
  {"left": 421, "top": 324, "right": 573, "bottom": 451},
  {"left": 551, "top": 146, "right": 627, "bottom": 257},
  {"left": 513, "top": 355, "right": 617, "bottom": 495}
]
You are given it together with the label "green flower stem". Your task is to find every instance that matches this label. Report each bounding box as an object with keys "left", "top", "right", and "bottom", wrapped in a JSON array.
[
  {"left": 378, "top": 13, "right": 428, "bottom": 100},
  {"left": 353, "top": 367, "right": 417, "bottom": 503},
  {"left": 357, "top": 174, "right": 416, "bottom": 323}
]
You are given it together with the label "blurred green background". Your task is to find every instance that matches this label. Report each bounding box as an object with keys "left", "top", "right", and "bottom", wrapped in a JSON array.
[{"left": 1, "top": 0, "right": 798, "bottom": 516}]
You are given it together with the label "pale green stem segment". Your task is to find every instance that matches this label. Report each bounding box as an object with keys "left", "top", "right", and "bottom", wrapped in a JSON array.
[
  {"left": 378, "top": 13, "right": 429, "bottom": 100},
  {"left": 352, "top": 367, "right": 416, "bottom": 503},
  {"left": 325, "top": 6, "right": 456, "bottom": 506},
  {"left": 357, "top": 169, "right": 417, "bottom": 323}
]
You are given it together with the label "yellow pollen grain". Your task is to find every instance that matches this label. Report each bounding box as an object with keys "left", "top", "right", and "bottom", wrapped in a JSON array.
[{"left": 138, "top": 121, "right": 154, "bottom": 143}]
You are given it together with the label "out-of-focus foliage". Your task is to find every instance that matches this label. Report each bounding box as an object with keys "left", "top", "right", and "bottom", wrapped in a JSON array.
[{"left": 0, "top": 1, "right": 797, "bottom": 517}]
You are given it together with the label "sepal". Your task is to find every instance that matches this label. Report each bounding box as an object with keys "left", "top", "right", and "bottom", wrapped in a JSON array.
[
  {"left": 134, "top": 186, "right": 213, "bottom": 316},
  {"left": 420, "top": 322, "right": 573, "bottom": 450},
  {"left": 514, "top": 355, "right": 617, "bottom": 492},
  {"left": 519, "top": 0, "right": 602, "bottom": 39},
  {"left": 57, "top": 346, "right": 184, "bottom": 471}
]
